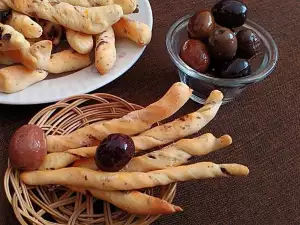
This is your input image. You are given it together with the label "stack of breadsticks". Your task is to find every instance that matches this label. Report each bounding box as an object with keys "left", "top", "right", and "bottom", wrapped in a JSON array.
[
  {"left": 0, "top": 0, "right": 152, "bottom": 93},
  {"left": 20, "top": 83, "right": 249, "bottom": 215}
]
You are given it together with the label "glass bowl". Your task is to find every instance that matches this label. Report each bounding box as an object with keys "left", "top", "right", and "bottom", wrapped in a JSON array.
[{"left": 166, "top": 14, "right": 278, "bottom": 104}]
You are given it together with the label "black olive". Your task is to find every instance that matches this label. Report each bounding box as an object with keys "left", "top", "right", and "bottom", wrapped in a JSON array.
[
  {"left": 218, "top": 58, "right": 251, "bottom": 78},
  {"left": 212, "top": 0, "right": 248, "bottom": 28},
  {"left": 0, "top": 10, "right": 11, "bottom": 23},
  {"left": 237, "top": 28, "right": 261, "bottom": 57},
  {"left": 95, "top": 133, "right": 135, "bottom": 172},
  {"left": 208, "top": 27, "right": 237, "bottom": 60}
]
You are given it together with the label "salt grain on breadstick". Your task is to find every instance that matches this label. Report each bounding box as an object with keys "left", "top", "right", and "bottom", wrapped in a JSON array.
[
  {"left": 66, "top": 29, "right": 94, "bottom": 54},
  {"left": 113, "top": 17, "right": 152, "bottom": 46},
  {"left": 3, "top": 0, "right": 123, "bottom": 34},
  {"left": 46, "top": 82, "right": 192, "bottom": 152},
  {"left": 95, "top": 27, "right": 116, "bottom": 74},
  {"left": 21, "top": 162, "right": 249, "bottom": 190}
]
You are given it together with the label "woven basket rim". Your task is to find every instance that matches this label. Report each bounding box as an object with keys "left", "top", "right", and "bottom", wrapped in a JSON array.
[{"left": 4, "top": 93, "right": 177, "bottom": 225}]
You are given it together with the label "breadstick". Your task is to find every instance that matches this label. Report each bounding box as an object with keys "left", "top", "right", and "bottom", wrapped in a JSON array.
[
  {"left": 0, "top": 52, "right": 15, "bottom": 65},
  {"left": 21, "top": 162, "right": 249, "bottom": 190},
  {"left": 46, "top": 82, "right": 192, "bottom": 152},
  {"left": 3, "top": 0, "right": 123, "bottom": 34},
  {"left": 113, "top": 17, "right": 152, "bottom": 46},
  {"left": 0, "top": 65, "right": 48, "bottom": 93},
  {"left": 95, "top": 27, "right": 116, "bottom": 74},
  {"left": 69, "top": 186, "right": 182, "bottom": 215},
  {"left": 57, "top": 0, "right": 136, "bottom": 14},
  {"left": 44, "top": 49, "right": 91, "bottom": 74},
  {"left": 73, "top": 134, "right": 232, "bottom": 172},
  {"left": 39, "top": 153, "right": 78, "bottom": 171},
  {"left": 6, "top": 11, "right": 43, "bottom": 38},
  {"left": 66, "top": 29, "right": 93, "bottom": 54},
  {"left": 0, "top": 23, "right": 30, "bottom": 51},
  {"left": 0, "top": 2, "right": 9, "bottom": 11}
]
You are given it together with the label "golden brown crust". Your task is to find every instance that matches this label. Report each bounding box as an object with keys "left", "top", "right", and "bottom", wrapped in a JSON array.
[
  {"left": 95, "top": 27, "right": 116, "bottom": 74},
  {"left": 113, "top": 17, "right": 152, "bottom": 46},
  {"left": 21, "top": 162, "right": 249, "bottom": 190},
  {"left": 3, "top": 0, "right": 123, "bottom": 34},
  {"left": 46, "top": 82, "right": 192, "bottom": 152}
]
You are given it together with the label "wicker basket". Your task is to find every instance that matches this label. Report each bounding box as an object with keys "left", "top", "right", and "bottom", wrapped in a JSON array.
[{"left": 4, "top": 93, "right": 177, "bottom": 225}]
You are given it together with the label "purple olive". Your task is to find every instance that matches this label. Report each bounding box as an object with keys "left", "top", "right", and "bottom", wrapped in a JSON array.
[
  {"left": 95, "top": 133, "right": 135, "bottom": 172},
  {"left": 237, "top": 28, "right": 261, "bottom": 56}
]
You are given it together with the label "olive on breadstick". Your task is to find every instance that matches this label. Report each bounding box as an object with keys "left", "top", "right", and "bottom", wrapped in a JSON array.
[
  {"left": 6, "top": 11, "right": 43, "bottom": 38},
  {"left": 95, "top": 27, "right": 116, "bottom": 74},
  {"left": 39, "top": 90, "right": 223, "bottom": 170},
  {"left": 113, "top": 17, "right": 152, "bottom": 46},
  {"left": 46, "top": 82, "right": 192, "bottom": 152},
  {"left": 66, "top": 29, "right": 94, "bottom": 54},
  {"left": 3, "top": 0, "right": 123, "bottom": 34},
  {"left": 0, "top": 65, "right": 48, "bottom": 93},
  {"left": 44, "top": 49, "right": 91, "bottom": 74},
  {"left": 21, "top": 162, "right": 249, "bottom": 190},
  {"left": 0, "top": 23, "right": 30, "bottom": 51},
  {"left": 73, "top": 133, "right": 232, "bottom": 172},
  {"left": 69, "top": 186, "right": 182, "bottom": 215}
]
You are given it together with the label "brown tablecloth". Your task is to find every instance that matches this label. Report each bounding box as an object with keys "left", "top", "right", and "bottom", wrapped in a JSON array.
[{"left": 1, "top": 0, "right": 300, "bottom": 224}]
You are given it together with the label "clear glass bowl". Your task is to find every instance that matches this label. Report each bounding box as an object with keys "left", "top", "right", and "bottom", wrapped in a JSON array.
[{"left": 166, "top": 14, "right": 278, "bottom": 104}]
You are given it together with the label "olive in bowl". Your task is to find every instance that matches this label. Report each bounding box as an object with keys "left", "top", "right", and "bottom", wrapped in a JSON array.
[{"left": 166, "top": 15, "right": 278, "bottom": 104}]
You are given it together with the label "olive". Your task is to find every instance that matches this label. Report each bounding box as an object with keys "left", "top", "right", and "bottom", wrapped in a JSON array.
[
  {"left": 237, "top": 29, "right": 261, "bottom": 56},
  {"left": 179, "top": 39, "right": 210, "bottom": 73},
  {"left": 187, "top": 10, "right": 215, "bottom": 40},
  {"left": 212, "top": 0, "right": 248, "bottom": 28},
  {"left": 208, "top": 27, "right": 237, "bottom": 60},
  {"left": 218, "top": 58, "right": 251, "bottom": 78},
  {"left": 95, "top": 133, "right": 135, "bottom": 172},
  {"left": 9, "top": 125, "right": 47, "bottom": 171},
  {"left": 0, "top": 10, "right": 11, "bottom": 23}
]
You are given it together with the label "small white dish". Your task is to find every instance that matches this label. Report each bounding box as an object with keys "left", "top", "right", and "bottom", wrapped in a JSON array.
[{"left": 0, "top": 0, "right": 153, "bottom": 105}]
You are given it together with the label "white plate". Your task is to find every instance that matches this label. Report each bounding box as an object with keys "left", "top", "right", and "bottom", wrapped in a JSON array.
[{"left": 0, "top": 0, "right": 153, "bottom": 105}]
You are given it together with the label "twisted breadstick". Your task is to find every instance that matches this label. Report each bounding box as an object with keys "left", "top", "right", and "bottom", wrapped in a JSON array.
[
  {"left": 113, "top": 17, "right": 152, "bottom": 46},
  {"left": 73, "top": 133, "right": 232, "bottom": 172},
  {"left": 21, "top": 162, "right": 249, "bottom": 191},
  {"left": 46, "top": 82, "right": 192, "bottom": 152},
  {"left": 6, "top": 11, "right": 43, "bottom": 38},
  {"left": 57, "top": 0, "right": 136, "bottom": 14},
  {"left": 3, "top": 0, "right": 123, "bottom": 34},
  {"left": 0, "top": 23, "right": 30, "bottom": 51},
  {"left": 66, "top": 29, "right": 94, "bottom": 54},
  {"left": 69, "top": 186, "right": 182, "bottom": 215}
]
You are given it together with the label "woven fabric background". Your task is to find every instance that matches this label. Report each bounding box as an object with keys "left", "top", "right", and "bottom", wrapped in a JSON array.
[{"left": 1, "top": 0, "right": 300, "bottom": 224}]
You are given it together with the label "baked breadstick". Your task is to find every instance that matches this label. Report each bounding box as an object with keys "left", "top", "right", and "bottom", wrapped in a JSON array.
[
  {"left": 46, "top": 82, "right": 192, "bottom": 152},
  {"left": 21, "top": 162, "right": 249, "bottom": 190},
  {"left": 66, "top": 29, "right": 93, "bottom": 54},
  {"left": 66, "top": 90, "right": 223, "bottom": 155},
  {"left": 95, "top": 27, "right": 116, "bottom": 74},
  {"left": 0, "top": 52, "right": 15, "bottom": 65},
  {"left": 39, "top": 153, "right": 78, "bottom": 171},
  {"left": 69, "top": 186, "right": 182, "bottom": 215},
  {"left": 0, "top": 2, "right": 9, "bottom": 10},
  {"left": 6, "top": 11, "right": 43, "bottom": 38},
  {"left": 0, "top": 23, "right": 30, "bottom": 51},
  {"left": 3, "top": 0, "right": 123, "bottom": 34},
  {"left": 44, "top": 49, "right": 91, "bottom": 74},
  {"left": 73, "top": 134, "right": 232, "bottom": 172},
  {"left": 113, "top": 17, "right": 152, "bottom": 46},
  {"left": 0, "top": 65, "right": 48, "bottom": 93},
  {"left": 57, "top": 0, "right": 136, "bottom": 14}
]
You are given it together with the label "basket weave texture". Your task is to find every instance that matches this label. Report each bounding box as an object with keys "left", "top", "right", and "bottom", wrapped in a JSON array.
[{"left": 4, "top": 93, "right": 177, "bottom": 225}]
